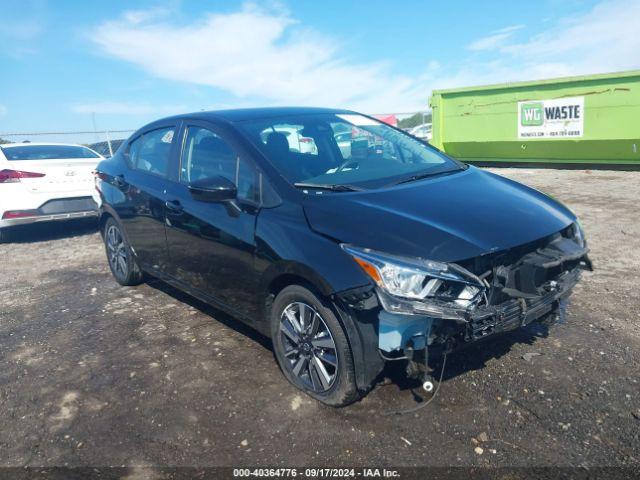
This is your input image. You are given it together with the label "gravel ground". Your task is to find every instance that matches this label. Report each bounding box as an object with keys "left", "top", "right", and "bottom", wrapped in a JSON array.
[{"left": 0, "top": 168, "right": 639, "bottom": 469}]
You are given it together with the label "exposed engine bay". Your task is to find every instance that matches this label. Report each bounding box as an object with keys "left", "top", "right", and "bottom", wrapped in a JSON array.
[{"left": 451, "top": 226, "right": 592, "bottom": 343}]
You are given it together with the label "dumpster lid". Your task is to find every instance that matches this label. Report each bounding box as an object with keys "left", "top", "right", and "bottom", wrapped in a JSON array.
[{"left": 431, "top": 69, "right": 640, "bottom": 96}]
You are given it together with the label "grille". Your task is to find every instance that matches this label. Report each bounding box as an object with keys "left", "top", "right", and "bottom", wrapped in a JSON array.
[{"left": 467, "top": 268, "right": 580, "bottom": 341}]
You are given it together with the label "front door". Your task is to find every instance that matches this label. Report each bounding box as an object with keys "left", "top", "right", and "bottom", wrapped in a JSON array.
[{"left": 163, "top": 122, "right": 262, "bottom": 320}]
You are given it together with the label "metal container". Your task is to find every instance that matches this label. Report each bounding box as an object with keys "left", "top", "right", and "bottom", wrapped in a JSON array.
[{"left": 429, "top": 70, "right": 640, "bottom": 166}]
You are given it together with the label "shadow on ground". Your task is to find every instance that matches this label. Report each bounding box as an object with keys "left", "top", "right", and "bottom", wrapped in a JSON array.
[
  {"left": 4, "top": 218, "right": 99, "bottom": 243},
  {"left": 146, "top": 274, "right": 552, "bottom": 407},
  {"left": 144, "top": 277, "right": 274, "bottom": 352}
]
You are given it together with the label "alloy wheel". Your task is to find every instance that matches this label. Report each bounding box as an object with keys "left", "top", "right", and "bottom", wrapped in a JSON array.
[
  {"left": 279, "top": 302, "right": 339, "bottom": 392},
  {"left": 106, "top": 224, "right": 128, "bottom": 279}
]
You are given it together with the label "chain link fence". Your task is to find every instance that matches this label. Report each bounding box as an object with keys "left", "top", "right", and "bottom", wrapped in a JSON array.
[
  {"left": 0, "top": 111, "right": 432, "bottom": 157},
  {"left": 0, "top": 130, "right": 135, "bottom": 157}
]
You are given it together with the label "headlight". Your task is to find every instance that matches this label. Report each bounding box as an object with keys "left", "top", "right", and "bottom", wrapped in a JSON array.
[{"left": 341, "top": 245, "right": 485, "bottom": 320}]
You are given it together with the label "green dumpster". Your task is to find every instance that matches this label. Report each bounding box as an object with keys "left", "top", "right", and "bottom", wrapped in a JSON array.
[{"left": 429, "top": 70, "right": 640, "bottom": 166}]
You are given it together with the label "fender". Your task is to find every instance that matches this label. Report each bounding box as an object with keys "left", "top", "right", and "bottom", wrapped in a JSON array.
[
  {"left": 259, "top": 260, "right": 336, "bottom": 299},
  {"left": 97, "top": 202, "right": 136, "bottom": 245},
  {"left": 259, "top": 259, "right": 382, "bottom": 391},
  {"left": 99, "top": 202, "right": 120, "bottom": 227}
]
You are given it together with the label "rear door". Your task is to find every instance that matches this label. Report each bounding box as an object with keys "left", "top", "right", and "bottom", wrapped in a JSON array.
[
  {"left": 163, "top": 121, "right": 264, "bottom": 319},
  {"left": 117, "top": 125, "right": 177, "bottom": 272}
]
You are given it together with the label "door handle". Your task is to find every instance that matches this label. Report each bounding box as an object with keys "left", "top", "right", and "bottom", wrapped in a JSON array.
[{"left": 165, "top": 199, "right": 184, "bottom": 213}]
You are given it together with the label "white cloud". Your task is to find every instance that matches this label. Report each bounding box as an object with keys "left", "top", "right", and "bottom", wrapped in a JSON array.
[
  {"left": 500, "top": 0, "right": 640, "bottom": 75},
  {"left": 71, "top": 102, "right": 187, "bottom": 115},
  {"left": 89, "top": 1, "right": 640, "bottom": 114},
  {"left": 121, "top": 6, "right": 172, "bottom": 25},
  {"left": 467, "top": 25, "right": 524, "bottom": 51},
  {"left": 440, "top": 0, "right": 640, "bottom": 90},
  {"left": 91, "top": 3, "right": 424, "bottom": 112}
]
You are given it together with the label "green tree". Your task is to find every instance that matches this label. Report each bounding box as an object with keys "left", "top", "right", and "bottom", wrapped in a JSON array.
[
  {"left": 398, "top": 112, "right": 432, "bottom": 129},
  {"left": 0, "top": 138, "right": 10, "bottom": 145}
]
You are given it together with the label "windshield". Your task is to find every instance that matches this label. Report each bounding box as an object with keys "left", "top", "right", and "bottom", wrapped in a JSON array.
[
  {"left": 237, "top": 113, "right": 462, "bottom": 190},
  {"left": 1, "top": 145, "right": 101, "bottom": 160}
]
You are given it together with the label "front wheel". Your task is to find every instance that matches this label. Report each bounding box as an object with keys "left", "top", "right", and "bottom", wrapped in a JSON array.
[
  {"left": 271, "top": 285, "right": 360, "bottom": 407},
  {"left": 103, "top": 217, "right": 144, "bottom": 286}
]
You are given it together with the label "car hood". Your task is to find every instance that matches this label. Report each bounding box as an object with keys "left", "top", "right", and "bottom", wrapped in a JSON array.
[{"left": 302, "top": 166, "right": 576, "bottom": 262}]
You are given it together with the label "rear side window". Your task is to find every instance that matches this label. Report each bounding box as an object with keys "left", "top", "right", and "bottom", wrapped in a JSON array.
[
  {"left": 1, "top": 145, "right": 100, "bottom": 160},
  {"left": 128, "top": 127, "right": 175, "bottom": 177}
]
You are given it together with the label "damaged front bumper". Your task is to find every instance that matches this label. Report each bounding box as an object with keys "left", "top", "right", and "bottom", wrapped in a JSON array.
[
  {"left": 466, "top": 267, "right": 580, "bottom": 342},
  {"left": 334, "top": 225, "right": 592, "bottom": 388},
  {"left": 358, "top": 228, "right": 592, "bottom": 357},
  {"left": 377, "top": 265, "right": 582, "bottom": 356}
]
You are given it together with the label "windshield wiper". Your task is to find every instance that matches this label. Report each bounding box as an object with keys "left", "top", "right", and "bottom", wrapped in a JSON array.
[
  {"left": 388, "top": 169, "right": 460, "bottom": 187},
  {"left": 294, "top": 182, "right": 364, "bottom": 192}
]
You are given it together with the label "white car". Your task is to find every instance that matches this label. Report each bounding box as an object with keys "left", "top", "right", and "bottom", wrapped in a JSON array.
[
  {"left": 260, "top": 126, "right": 318, "bottom": 154},
  {"left": 408, "top": 123, "right": 432, "bottom": 141},
  {"left": 0, "top": 143, "right": 103, "bottom": 242}
]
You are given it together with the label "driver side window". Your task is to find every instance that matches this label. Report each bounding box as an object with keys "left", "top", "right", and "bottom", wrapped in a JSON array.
[
  {"left": 180, "top": 126, "right": 261, "bottom": 204},
  {"left": 180, "top": 127, "right": 236, "bottom": 184}
]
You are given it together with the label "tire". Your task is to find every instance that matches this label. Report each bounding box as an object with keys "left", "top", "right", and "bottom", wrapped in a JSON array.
[
  {"left": 103, "top": 217, "right": 144, "bottom": 286},
  {"left": 271, "top": 285, "right": 360, "bottom": 407}
]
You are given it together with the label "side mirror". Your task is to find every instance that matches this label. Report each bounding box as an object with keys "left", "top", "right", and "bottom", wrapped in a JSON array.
[{"left": 188, "top": 176, "right": 237, "bottom": 202}]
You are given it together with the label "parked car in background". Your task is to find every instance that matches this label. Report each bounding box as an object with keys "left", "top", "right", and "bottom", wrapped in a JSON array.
[
  {"left": 95, "top": 107, "right": 591, "bottom": 406},
  {"left": 0, "top": 143, "right": 102, "bottom": 242},
  {"left": 408, "top": 123, "right": 432, "bottom": 141},
  {"left": 260, "top": 125, "right": 318, "bottom": 155},
  {"left": 334, "top": 129, "right": 384, "bottom": 160}
]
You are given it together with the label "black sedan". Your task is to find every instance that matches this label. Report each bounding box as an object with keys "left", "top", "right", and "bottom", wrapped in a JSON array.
[{"left": 94, "top": 107, "right": 591, "bottom": 406}]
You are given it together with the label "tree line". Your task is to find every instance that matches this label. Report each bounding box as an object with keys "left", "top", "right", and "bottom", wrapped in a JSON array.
[{"left": 397, "top": 112, "right": 432, "bottom": 129}]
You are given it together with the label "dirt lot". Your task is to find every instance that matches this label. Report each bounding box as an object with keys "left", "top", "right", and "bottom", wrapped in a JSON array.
[{"left": 1, "top": 168, "right": 639, "bottom": 470}]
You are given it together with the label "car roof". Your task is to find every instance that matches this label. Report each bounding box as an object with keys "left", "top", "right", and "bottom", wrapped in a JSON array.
[{"left": 151, "top": 106, "right": 355, "bottom": 126}]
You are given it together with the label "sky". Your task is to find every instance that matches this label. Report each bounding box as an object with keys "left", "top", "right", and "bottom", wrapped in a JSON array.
[{"left": 1, "top": 0, "right": 640, "bottom": 136}]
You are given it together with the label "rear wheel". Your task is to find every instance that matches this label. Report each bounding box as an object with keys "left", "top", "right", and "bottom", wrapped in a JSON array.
[
  {"left": 104, "top": 217, "right": 143, "bottom": 286},
  {"left": 271, "top": 285, "right": 360, "bottom": 407}
]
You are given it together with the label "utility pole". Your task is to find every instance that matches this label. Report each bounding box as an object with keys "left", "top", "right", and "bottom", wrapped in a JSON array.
[
  {"left": 105, "top": 130, "right": 114, "bottom": 157},
  {"left": 91, "top": 112, "right": 98, "bottom": 142}
]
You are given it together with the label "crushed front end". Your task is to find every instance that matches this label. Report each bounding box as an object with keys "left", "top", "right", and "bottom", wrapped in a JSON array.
[
  {"left": 434, "top": 222, "right": 592, "bottom": 351},
  {"left": 339, "top": 222, "right": 592, "bottom": 385}
]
